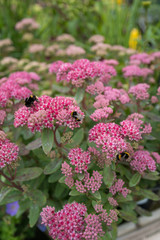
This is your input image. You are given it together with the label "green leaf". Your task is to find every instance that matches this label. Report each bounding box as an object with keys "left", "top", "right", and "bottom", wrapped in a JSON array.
[
  {"left": 59, "top": 176, "right": 66, "bottom": 184},
  {"left": 29, "top": 205, "right": 40, "bottom": 227},
  {"left": 0, "top": 188, "right": 12, "bottom": 203},
  {"left": 66, "top": 128, "right": 84, "bottom": 148},
  {"left": 140, "top": 189, "right": 159, "bottom": 201},
  {"left": 129, "top": 172, "right": 141, "bottom": 187},
  {"left": 41, "top": 128, "right": 54, "bottom": 154},
  {"left": 90, "top": 191, "right": 101, "bottom": 200},
  {"left": 29, "top": 189, "right": 46, "bottom": 207},
  {"left": 54, "top": 183, "right": 68, "bottom": 199},
  {"left": 69, "top": 189, "right": 82, "bottom": 196},
  {"left": 119, "top": 210, "right": 137, "bottom": 222},
  {"left": 116, "top": 194, "right": 133, "bottom": 202},
  {"left": 48, "top": 169, "right": 63, "bottom": 183},
  {"left": 135, "top": 206, "right": 151, "bottom": 217},
  {"left": 0, "top": 189, "right": 22, "bottom": 205},
  {"left": 44, "top": 159, "right": 62, "bottom": 175},
  {"left": 52, "top": 84, "right": 70, "bottom": 93},
  {"left": 103, "top": 165, "right": 114, "bottom": 187},
  {"left": 14, "top": 167, "right": 43, "bottom": 181},
  {"left": 26, "top": 138, "right": 42, "bottom": 150},
  {"left": 74, "top": 88, "right": 84, "bottom": 104},
  {"left": 17, "top": 199, "right": 31, "bottom": 217},
  {"left": 142, "top": 172, "right": 160, "bottom": 180}
]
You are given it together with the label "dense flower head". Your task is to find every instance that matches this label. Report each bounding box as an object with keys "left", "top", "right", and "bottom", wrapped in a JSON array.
[
  {"left": 130, "top": 150, "right": 156, "bottom": 173},
  {"left": 56, "top": 33, "right": 75, "bottom": 42},
  {"left": 129, "top": 83, "right": 150, "bottom": 100},
  {"left": 53, "top": 59, "right": 116, "bottom": 88},
  {"left": 66, "top": 45, "right": 86, "bottom": 56},
  {"left": 93, "top": 94, "right": 110, "bottom": 108},
  {"left": 152, "top": 51, "right": 160, "bottom": 59},
  {"left": 152, "top": 152, "right": 160, "bottom": 164},
  {"left": 94, "top": 204, "right": 118, "bottom": 225},
  {"left": 61, "top": 161, "right": 73, "bottom": 176},
  {"left": 14, "top": 95, "right": 84, "bottom": 132},
  {"left": 103, "top": 59, "right": 119, "bottom": 66},
  {"left": 68, "top": 148, "right": 91, "bottom": 173},
  {"left": 83, "top": 214, "right": 104, "bottom": 240},
  {"left": 41, "top": 202, "right": 87, "bottom": 240},
  {"left": 120, "top": 120, "right": 142, "bottom": 141},
  {"left": 86, "top": 81, "right": 104, "bottom": 95},
  {"left": 90, "top": 107, "right": 113, "bottom": 122},
  {"left": 151, "top": 96, "right": 158, "bottom": 103},
  {"left": 0, "top": 110, "right": 6, "bottom": 124},
  {"left": 123, "top": 65, "right": 153, "bottom": 78},
  {"left": 49, "top": 61, "right": 64, "bottom": 73},
  {"left": 28, "top": 44, "right": 45, "bottom": 54},
  {"left": 0, "top": 138, "right": 19, "bottom": 168},
  {"left": 109, "top": 179, "right": 129, "bottom": 198},
  {"left": 157, "top": 87, "right": 160, "bottom": 96},
  {"left": 108, "top": 197, "right": 118, "bottom": 206},
  {"left": 88, "top": 34, "right": 105, "bottom": 43},
  {"left": 15, "top": 18, "right": 39, "bottom": 31},
  {"left": 130, "top": 53, "right": 154, "bottom": 65},
  {"left": 6, "top": 201, "right": 19, "bottom": 216}
]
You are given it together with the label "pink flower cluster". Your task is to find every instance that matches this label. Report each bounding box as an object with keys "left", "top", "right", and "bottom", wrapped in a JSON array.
[
  {"left": 130, "top": 53, "right": 154, "bottom": 65},
  {"left": 67, "top": 148, "right": 91, "bottom": 173},
  {"left": 75, "top": 171, "right": 103, "bottom": 193},
  {"left": 108, "top": 197, "right": 118, "bottom": 206},
  {"left": 129, "top": 83, "right": 150, "bottom": 100},
  {"left": 122, "top": 65, "right": 153, "bottom": 78},
  {"left": 130, "top": 150, "right": 156, "bottom": 173},
  {"left": 61, "top": 148, "right": 102, "bottom": 193},
  {"left": 0, "top": 71, "right": 40, "bottom": 107},
  {"left": 94, "top": 204, "right": 118, "bottom": 225},
  {"left": 41, "top": 202, "right": 87, "bottom": 240},
  {"left": 89, "top": 123, "right": 131, "bottom": 161},
  {"left": 109, "top": 179, "right": 129, "bottom": 198},
  {"left": 0, "top": 132, "right": 19, "bottom": 168},
  {"left": 152, "top": 152, "right": 160, "bottom": 164},
  {"left": 50, "top": 59, "right": 116, "bottom": 88},
  {"left": 0, "top": 110, "right": 6, "bottom": 124},
  {"left": 14, "top": 95, "right": 84, "bottom": 132},
  {"left": 15, "top": 18, "right": 39, "bottom": 31},
  {"left": 90, "top": 107, "right": 113, "bottom": 122},
  {"left": 83, "top": 214, "right": 104, "bottom": 240}
]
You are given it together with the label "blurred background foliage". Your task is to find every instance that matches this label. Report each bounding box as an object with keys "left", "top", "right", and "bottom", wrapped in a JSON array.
[{"left": 0, "top": 0, "right": 160, "bottom": 54}]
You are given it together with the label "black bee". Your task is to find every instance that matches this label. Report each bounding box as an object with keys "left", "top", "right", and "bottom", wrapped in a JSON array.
[
  {"left": 116, "top": 152, "right": 130, "bottom": 161},
  {"left": 71, "top": 111, "right": 83, "bottom": 122},
  {"left": 25, "top": 95, "right": 38, "bottom": 107}
]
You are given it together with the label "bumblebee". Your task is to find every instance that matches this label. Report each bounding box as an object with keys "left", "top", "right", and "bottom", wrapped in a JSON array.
[
  {"left": 116, "top": 152, "right": 130, "bottom": 161},
  {"left": 25, "top": 95, "right": 38, "bottom": 107},
  {"left": 71, "top": 111, "right": 83, "bottom": 122}
]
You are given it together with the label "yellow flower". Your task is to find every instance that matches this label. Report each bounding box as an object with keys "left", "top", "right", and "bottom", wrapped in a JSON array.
[
  {"left": 116, "top": 0, "right": 123, "bottom": 5},
  {"left": 129, "top": 28, "right": 141, "bottom": 50}
]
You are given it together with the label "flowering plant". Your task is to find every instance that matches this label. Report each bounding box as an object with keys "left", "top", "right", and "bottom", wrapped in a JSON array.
[{"left": 0, "top": 31, "right": 160, "bottom": 240}]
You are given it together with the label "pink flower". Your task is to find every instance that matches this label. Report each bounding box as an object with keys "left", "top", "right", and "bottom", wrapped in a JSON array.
[
  {"left": 61, "top": 161, "right": 73, "bottom": 176},
  {"left": 109, "top": 179, "right": 129, "bottom": 198},
  {"left": 0, "top": 141, "right": 19, "bottom": 168},
  {"left": 93, "top": 94, "right": 109, "bottom": 109},
  {"left": 130, "top": 150, "right": 156, "bottom": 173},
  {"left": 68, "top": 148, "right": 91, "bottom": 173},
  {"left": 152, "top": 152, "right": 160, "bottom": 164},
  {"left": 15, "top": 18, "right": 39, "bottom": 31},
  {"left": 157, "top": 87, "right": 160, "bottom": 96},
  {"left": 41, "top": 202, "right": 87, "bottom": 240},
  {"left": 65, "top": 176, "right": 74, "bottom": 188},
  {"left": 40, "top": 206, "right": 55, "bottom": 226},
  {"left": 108, "top": 197, "right": 118, "bottom": 206},
  {"left": 83, "top": 214, "right": 104, "bottom": 240},
  {"left": 94, "top": 204, "right": 118, "bottom": 225},
  {"left": 103, "top": 59, "right": 119, "bottom": 66},
  {"left": 129, "top": 83, "right": 150, "bottom": 100},
  {"left": 49, "top": 61, "right": 64, "bottom": 74},
  {"left": 90, "top": 107, "right": 113, "bottom": 122},
  {"left": 130, "top": 53, "right": 154, "bottom": 65},
  {"left": 0, "top": 110, "right": 6, "bottom": 124},
  {"left": 120, "top": 120, "right": 142, "bottom": 141},
  {"left": 151, "top": 96, "right": 158, "bottom": 103},
  {"left": 14, "top": 95, "right": 84, "bottom": 132},
  {"left": 86, "top": 81, "right": 104, "bottom": 95}
]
